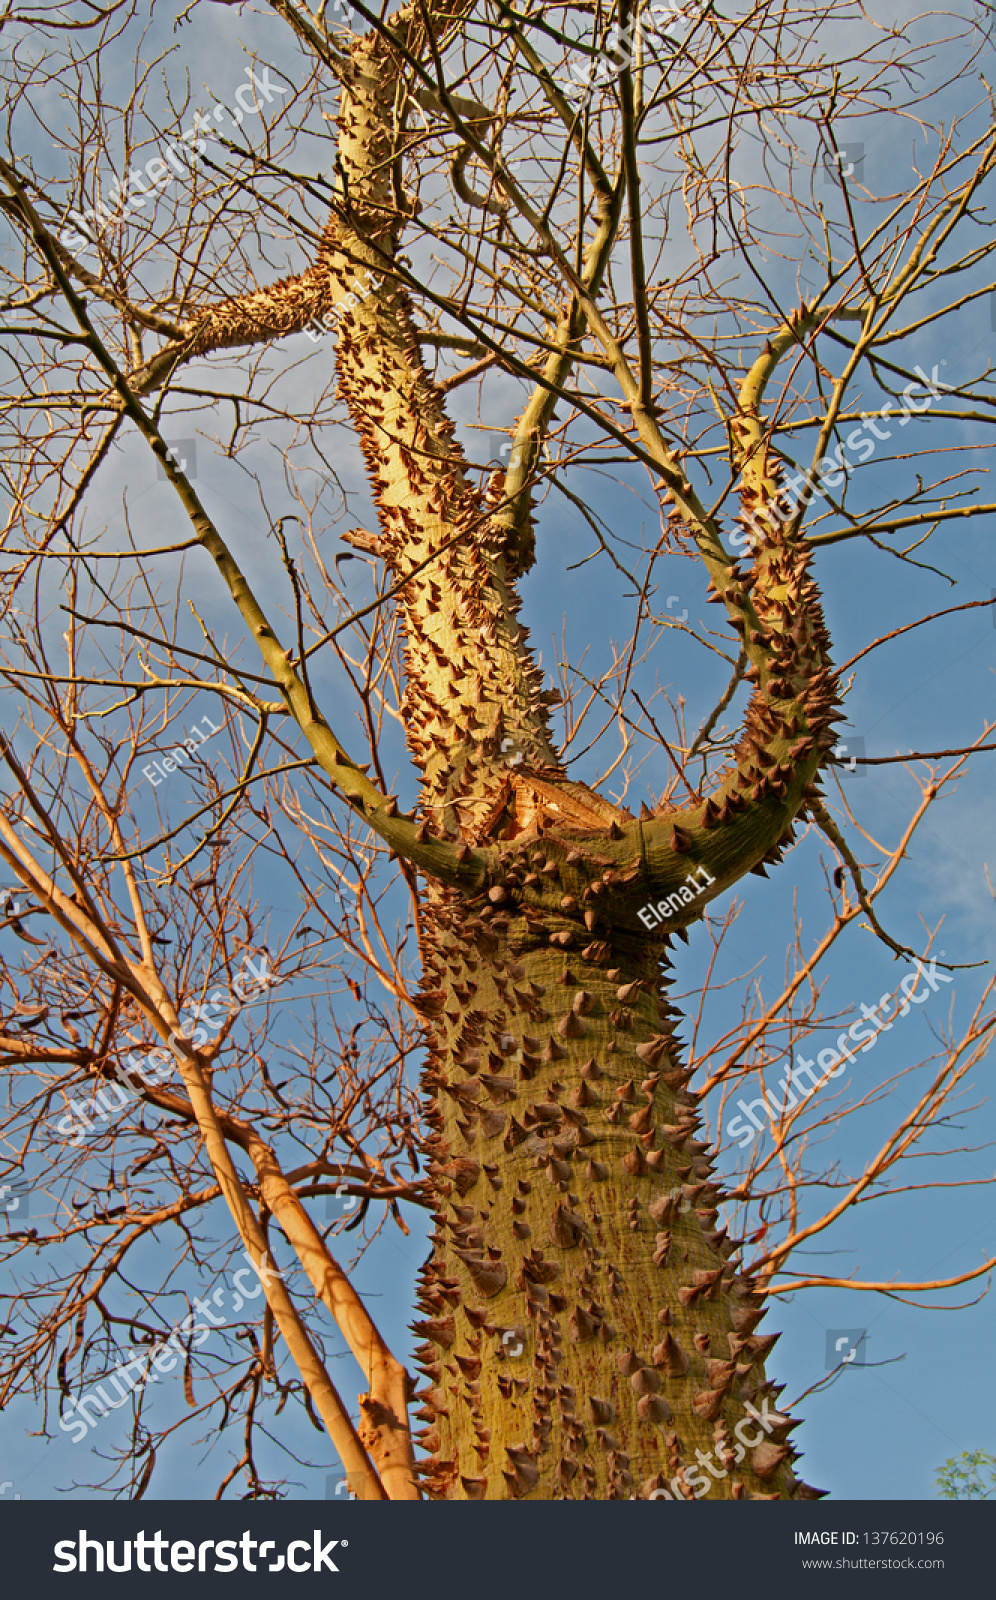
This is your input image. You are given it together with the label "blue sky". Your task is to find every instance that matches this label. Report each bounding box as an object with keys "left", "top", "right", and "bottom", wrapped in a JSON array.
[{"left": 1, "top": 0, "right": 994, "bottom": 1504}]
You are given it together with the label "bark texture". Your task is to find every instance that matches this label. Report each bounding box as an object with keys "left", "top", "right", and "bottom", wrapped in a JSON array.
[
  {"left": 413, "top": 900, "right": 806, "bottom": 1500},
  {"left": 114, "top": 5, "right": 839, "bottom": 1498}
]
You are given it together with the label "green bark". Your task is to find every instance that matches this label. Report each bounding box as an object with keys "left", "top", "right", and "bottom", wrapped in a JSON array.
[
  {"left": 87, "top": 3, "right": 837, "bottom": 1500},
  {"left": 409, "top": 817, "right": 819, "bottom": 1500}
]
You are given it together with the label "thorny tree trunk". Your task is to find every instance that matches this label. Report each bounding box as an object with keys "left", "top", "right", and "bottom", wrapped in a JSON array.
[{"left": 116, "top": 6, "right": 839, "bottom": 1499}]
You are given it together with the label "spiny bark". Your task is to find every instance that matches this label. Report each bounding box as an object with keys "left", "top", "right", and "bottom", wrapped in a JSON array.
[
  {"left": 411, "top": 888, "right": 817, "bottom": 1499},
  {"left": 80, "top": 3, "right": 842, "bottom": 1498}
]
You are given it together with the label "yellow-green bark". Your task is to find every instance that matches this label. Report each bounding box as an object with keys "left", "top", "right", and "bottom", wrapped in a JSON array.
[{"left": 59, "top": 2, "right": 840, "bottom": 1499}]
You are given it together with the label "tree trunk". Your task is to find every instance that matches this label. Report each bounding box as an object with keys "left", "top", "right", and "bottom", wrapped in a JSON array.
[
  {"left": 117, "top": 5, "right": 837, "bottom": 1499},
  {"left": 410, "top": 827, "right": 822, "bottom": 1500}
]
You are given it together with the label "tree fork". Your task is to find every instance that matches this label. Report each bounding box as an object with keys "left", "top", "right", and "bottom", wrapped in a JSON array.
[{"left": 6, "top": 0, "right": 841, "bottom": 1504}]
